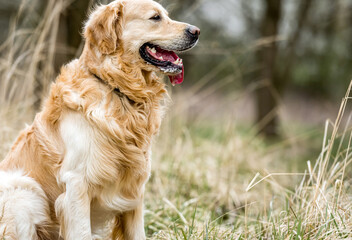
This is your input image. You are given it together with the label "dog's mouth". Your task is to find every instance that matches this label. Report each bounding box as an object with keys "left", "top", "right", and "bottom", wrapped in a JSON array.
[{"left": 140, "top": 43, "right": 184, "bottom": 86}]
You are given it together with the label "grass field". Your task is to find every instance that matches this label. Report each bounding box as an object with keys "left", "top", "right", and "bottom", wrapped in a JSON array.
[
  {"left": 144, "top": 85, "right": 352, "bottom": 239},
  {"left": 1, "top": 0, "right": 352, "bottom": 239}
]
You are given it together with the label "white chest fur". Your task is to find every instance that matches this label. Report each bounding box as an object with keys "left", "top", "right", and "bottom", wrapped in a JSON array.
[{"left": 58, "top": 111, "right": 149, "bottom": 212}]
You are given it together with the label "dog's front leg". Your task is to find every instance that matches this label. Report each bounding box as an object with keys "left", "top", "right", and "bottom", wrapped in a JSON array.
[
  {"left": 123, "top": 201, "right": 145, "bottom": 240},
  {"left": 112, "top": 200, "right": 145, "bottom": 240},
  {"left": 55, "top": 172, "right": 92, "bottom": 240}
]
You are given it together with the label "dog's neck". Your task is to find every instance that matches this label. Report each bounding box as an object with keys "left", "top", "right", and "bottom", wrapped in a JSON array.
[
  {"left": 91, "top": 72, "right": 135, "bottom": 104},
  {"left": 80, "top": 45, "right": 166, "bottom": 104}
]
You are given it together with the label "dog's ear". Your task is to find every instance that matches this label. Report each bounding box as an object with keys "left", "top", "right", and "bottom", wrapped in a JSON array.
[{"left": 84, "top": 2, "right": 124, "bottom": 55}]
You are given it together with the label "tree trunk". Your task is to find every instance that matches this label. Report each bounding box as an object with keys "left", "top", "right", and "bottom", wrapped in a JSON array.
[{"left": 256, "top": 0, "right": 282, "bottom": 137}]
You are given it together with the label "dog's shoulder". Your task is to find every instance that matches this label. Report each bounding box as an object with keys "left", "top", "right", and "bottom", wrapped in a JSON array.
[{"left": 42, "top": 60, "right": 106, "bottom": 123}]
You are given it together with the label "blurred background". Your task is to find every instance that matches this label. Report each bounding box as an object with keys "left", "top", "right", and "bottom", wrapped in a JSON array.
[
  {"left": 1, "top": 0, "right": 352, "bottom": 238},
  {"left": 1, "top": 0, "right": 351, "bottom": 137}
]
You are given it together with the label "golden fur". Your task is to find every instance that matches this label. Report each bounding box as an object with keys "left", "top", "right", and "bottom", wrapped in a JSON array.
[{"left": 0, "top": 0, "right": 198, "bottom": 239}]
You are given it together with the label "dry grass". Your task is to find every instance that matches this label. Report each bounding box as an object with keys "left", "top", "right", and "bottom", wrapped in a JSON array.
[
  {"left": 1, "top": 0, "right": 352, "bottom": 239},
  {"left": 0, "top": 0, "right": 70, "bottom": 158},
  {"left": 143, "top": 81, "right": 352, "bottom": 239}
]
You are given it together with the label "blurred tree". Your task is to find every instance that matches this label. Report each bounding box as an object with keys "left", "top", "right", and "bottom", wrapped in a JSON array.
[
  {"left": 254, "top": 0, "right": 313, "bottom": 137},
  {"left": 255, "top": 0, "right": 282, "bottom": 137},
  {"left": 55, "top": 0, "right": 92, "bottom": 71}
]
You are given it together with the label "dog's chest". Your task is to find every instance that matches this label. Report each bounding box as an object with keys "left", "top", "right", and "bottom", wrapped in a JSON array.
[{"left": 59, "top": 105, "right": 155, "bottom": 180}]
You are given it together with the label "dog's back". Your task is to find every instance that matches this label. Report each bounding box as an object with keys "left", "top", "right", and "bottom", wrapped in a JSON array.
[{"left": 0, "top": 171, "right": 51, "bottom": 240}]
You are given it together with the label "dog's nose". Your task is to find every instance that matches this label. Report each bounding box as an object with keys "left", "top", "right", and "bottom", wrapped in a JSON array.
[{"left": 186, "top": 25, "right": 200, "bottom": 38}]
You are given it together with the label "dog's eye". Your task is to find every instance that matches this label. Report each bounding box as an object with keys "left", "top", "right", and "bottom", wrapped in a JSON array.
[{"left": 150, "top": 14, "right": 161, "bottom": 21}]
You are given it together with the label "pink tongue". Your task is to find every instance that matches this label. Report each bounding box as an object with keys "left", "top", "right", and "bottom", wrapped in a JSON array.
[
  {"left": 146, "top": 46, "right": 184, "bottom": 86},
  {"left": 168, "top": 65, "right": 184, "bottom": 86}
]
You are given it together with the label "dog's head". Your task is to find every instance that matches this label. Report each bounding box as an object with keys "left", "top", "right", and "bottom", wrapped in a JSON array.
[{"left": 84, "top": 0, "right": 200, "bottom": 85}]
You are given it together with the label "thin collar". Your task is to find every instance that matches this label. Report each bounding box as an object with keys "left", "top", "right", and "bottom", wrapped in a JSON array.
[{"left": 92, "top": 73, "right": 135, "bottom": 104}]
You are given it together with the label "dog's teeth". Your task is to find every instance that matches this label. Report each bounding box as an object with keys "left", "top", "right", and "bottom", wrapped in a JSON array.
[
  {"left": 174, "top": 59, "right": 182, "bottom": 66},
  {"left": 159, "top": 56, "right": 164, "bottom": 60},
  {"left": 151, "top": 48, "right": 156, "bottom": 53}
]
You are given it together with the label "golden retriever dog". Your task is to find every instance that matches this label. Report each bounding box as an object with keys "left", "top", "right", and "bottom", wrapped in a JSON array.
[{"left": 0, "top": 0, "right": 199, "bottom": 239}]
